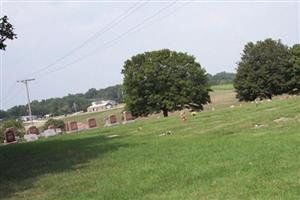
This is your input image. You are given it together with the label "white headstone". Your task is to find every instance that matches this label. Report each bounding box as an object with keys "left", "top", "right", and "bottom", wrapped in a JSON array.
[
  {"left": 40, "top": 129, "right": 57, "bottom": 138},
  {"left": 24, "top": 134, "right": 39, "bottom": 142}
]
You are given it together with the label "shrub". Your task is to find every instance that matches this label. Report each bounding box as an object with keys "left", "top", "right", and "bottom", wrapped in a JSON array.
[{"left": 43, "top": 118, "right": 65, "bottom": 131}]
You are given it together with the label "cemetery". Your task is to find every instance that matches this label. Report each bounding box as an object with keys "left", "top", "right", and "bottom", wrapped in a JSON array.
[
  {"left": 1, "top": 85, "right": 299, "bottom": 199},
  {"left": 0, "top": 93, "right": 299, "bottom": 199},
  {"left": 2, "top": 110, "right": 136, "bottom": 144},
  {"left": 0, "top": 3, "right": 299, "bottom": 199}
]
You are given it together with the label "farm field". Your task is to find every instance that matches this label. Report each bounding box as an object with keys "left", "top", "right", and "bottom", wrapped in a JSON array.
[{"left": 0, "top": 90, "right": 299, "bottom": 199}]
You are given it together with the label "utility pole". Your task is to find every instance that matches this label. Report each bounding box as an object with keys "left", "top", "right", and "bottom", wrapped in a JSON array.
[{"left": 17, "top": 78, "right": 35, "bottom": 126}]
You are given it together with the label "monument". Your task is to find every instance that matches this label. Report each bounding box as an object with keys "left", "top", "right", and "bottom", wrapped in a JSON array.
[
  {"left": 122, "top": 111, "right": 135, "bottom": 124},
  {"left": 69, "top": 121, "right": 78, "bottom": 131},
  {"left": 104, "top": 115, "right": 119, "bottom": 127},
  {"left": 27, "top": 126, "right": 39, "bottom": 135},
  {"left": 4, "top": 128, "right": 17, "bottom": 144},
  {"left": 87, "top": 118, "right": 97, "bottom": 128}
]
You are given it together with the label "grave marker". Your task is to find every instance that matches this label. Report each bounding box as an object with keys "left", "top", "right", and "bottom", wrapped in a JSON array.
[
  {"left": 69, "top": 121, "right": 78, "bottom": 131},
  {"left": 87, "top": 118, "right": 97, "bottom": 128},
  {"left": 122, "top": 111, "right": 135, "bottom": 124},
  {"left": 109, "top": 115, "right": 117, "bottom": 124},
  {"left": 104, "top": 115, "right": 119, "bottom": 127},
  {"left": 65, "top": 122, "right": 70, "bottom": 132},
  {"left": 27, "top": 126, "right": 39, "bottom": 135},
  {"left": 4, "top": 128, "right": 17, "bottom": 144},
  {"left": 24, "top": 134, "right": 39, "bottom": 142}
]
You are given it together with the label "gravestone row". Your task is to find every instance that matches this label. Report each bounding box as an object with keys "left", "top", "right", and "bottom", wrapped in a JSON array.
[{"left": 3, "top": 111, "right": 135, "bottom": 144}]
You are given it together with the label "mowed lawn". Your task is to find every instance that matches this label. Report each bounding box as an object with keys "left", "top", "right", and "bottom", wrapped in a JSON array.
[{"left": 0, "top": 95, "right": 300, "bottom": 199}]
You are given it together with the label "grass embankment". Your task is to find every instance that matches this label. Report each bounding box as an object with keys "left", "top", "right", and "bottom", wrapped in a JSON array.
[{"left": 0, "top": 90, "right": 299, "bottom": 199}]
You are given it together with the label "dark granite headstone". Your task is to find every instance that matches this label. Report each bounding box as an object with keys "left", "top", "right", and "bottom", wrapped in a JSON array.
[
  {"left": 109, "top": 115, "right": 117, "bottom": 124},
  {"left": 69, "top": 121, "right": 78, "bottom": 131},
  {"left": 4, "top": 128, "right": 17, "bottom": 144},
  {"left": 87, "top": 118, "right": 97, "bottom": 128}
]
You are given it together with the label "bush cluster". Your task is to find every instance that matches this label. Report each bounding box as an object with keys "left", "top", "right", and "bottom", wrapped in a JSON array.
[{"left": 42, "top": 118, "right": 65, "bottom": 131}]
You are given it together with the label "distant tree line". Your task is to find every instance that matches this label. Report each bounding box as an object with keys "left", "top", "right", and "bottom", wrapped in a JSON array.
[
  {"left": 207, "top": 71, "right": 236, "bottom": 85},
  {"left": 0, "top": 85, "right": 123, "bottom": 119}
]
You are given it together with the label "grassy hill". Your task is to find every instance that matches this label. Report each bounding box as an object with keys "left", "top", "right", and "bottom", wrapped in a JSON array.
[
  {"left": 57, "top": 84, "right": 237, "bottom": 126},
  {"left": 0, "top": 88, "right": 299, "bottom": 199}
]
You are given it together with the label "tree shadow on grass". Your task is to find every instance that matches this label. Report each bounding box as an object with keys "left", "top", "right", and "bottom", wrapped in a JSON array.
[{"left": 0, "top": 134, "right": 128, "bottom": 199}]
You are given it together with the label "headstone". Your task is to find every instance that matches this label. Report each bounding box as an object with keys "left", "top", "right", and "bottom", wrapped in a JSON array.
[
  {"left": 55, "top": 128, "right": 62, "bottom": 134},
  {"left": 24, "top": 134, "right": 39, "bottom": 142},
  {"left": 65, "top": 122, "right": 70, "bottom": 132},
  {"left": 122, "top": 111, "right": 135, "bottom": 124},
  {"left": 48, "top": 125, "right": 62, "bottom": 134},
  {"left": 40, "top": 129, "right": 57, "bottom": 138},
  {"left": 4, "top": 128, "right": 17, "bottom": 144},
  {"left": 77, "top": 122, "right": 88, "bottom": 131},
  {"left": 104, "top": 115, "right": 119, "bottom": 127},
  {"left": 87, "top": 118, "right": 97, "bottom": 128},
  {"left": 123, "top": 111, "right": 134, "bottom": 121},
  {"left": 27, "top": 126, "right": 39, "bottom": 135},
  {"left": 109, "top": 115, "right": 117, "bottom": 124},
  {"left": 69, "top": 121, "right": 78, "bottom": 131}
]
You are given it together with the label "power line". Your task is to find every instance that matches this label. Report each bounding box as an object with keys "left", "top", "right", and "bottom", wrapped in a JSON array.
[
  {"left": 24, "top": 1, "right": 148, "bottom": 78},
  {"left": 17, "top": 78, "right": 35, "bottom": 125},
  {"left": 1, "top": 87, "right": 23, "bottom": 109},
  {"left": 39, "top": 1, "right": 178, "bottom": 77},
  {"left": 1, "top": 82, "right": 17, "bottom": 107},
  {"left": 3, "top": 1, "right": 181, "bottom": 110},
  {"left": 3, "top": 1, "right": 147, "bottom": 109}
]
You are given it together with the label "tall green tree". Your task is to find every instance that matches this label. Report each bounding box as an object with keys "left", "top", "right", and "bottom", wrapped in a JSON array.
[
  {"left": 122, "top": 49, "right": 211, "bottom": 117},
  {"left": 234, "top": 39, "right": 290, "bottom": 101},
  {"left": 286, "top": 44, "right": 300, "bottom": 93},
  {"left": 0, "top": 110, "right": 8, "bottom": 119},
  {"left": 0, "top": 16, "right": 17, "bottom": 50}
]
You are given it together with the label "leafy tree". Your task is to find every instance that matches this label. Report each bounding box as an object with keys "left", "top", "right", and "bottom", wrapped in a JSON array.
[
  {"left": 85, "top": 88, "right": 98, "bottom": 99},
  {"left": 234, "top": 39, "right": 290, "bottom": 101},
  {"left": 122, "top": 49, "right": 211, "bottom": 117},
  {"left": 6, "top": 84, "right": 122, "bottom": 118},
  {"left": 6, "top": 105, "right": 27, "bottom": 118},
  {"left": 0, "top": 110, "right": 7, "bottom": 119},
  {"left": 286, "top": 44, "right": 300, "bottom": 93},
  {"left": 0, "top": 119, "right": 25, "bottom": 142},
  {"left": 42, "top": 118, "right": 65, "bottom": 131},
  {"left": 0, "top": 16, "right": 17, "bottom": 50}
]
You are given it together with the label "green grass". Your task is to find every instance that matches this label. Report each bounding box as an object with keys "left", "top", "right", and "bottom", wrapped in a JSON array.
[
  {"left": 211, "top": 84, "right": 234, "bottom": 91},
  {"left": 0, "top": 95, "right": 299, "bottom": 199}
]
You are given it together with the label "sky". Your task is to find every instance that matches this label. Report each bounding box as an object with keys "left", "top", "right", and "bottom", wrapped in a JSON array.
[{"left": 0, "top": 0, "right": 299, "bottom": 110}]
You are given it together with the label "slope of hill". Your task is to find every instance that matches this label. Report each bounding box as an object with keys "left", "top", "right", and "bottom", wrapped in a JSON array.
[
  {"left": 0, "top": 90, "right": 299, "bottom": 200},
  {"left": 1, "top": 72, "right": 236, "bottom": 119}
]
